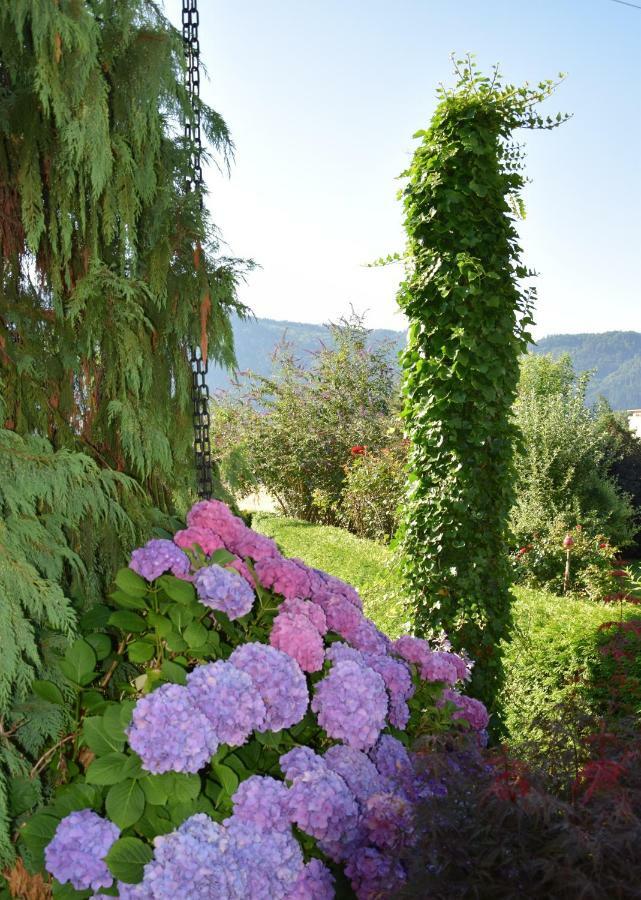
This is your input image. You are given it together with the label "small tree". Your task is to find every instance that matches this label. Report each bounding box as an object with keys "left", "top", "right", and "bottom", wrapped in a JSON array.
[{"left": 397, "top": 57, "right": 568, "bottom": 711}]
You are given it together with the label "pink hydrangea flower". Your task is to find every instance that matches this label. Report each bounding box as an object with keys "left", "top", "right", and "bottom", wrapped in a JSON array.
[
  {"left": 393, "top": 635, "right": 465, "bottom": 685},
  {"left": 173, "top": 526, "right": 225, "bottom": 555},
  {"left": 229, "top": 528, "right": 281, "bottom": 563},
  {"left": 310, "top": 568, "right": 363, "bottom": 609},
  {"left": 317, "top": 593, "right": 363, "bottom": 639},
  {"left": 254, "top": 556, "right": 313, "bottom": 599},
  {"left": 270, "top": 609, "right": 325, "bottom": 673},
  {"left": 439, "top": 688, "right": 490, "bottom": 731},
  {"left": 280, "top": 597, "right": 328, "bottom": 634},
  {"left": 348, "top": 618, "right": 392, "bottom": 655}
]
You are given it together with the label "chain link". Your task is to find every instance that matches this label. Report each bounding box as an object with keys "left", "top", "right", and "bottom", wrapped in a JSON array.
[{"left": 183, "top": 0, "right": 213, "bottom": 500}]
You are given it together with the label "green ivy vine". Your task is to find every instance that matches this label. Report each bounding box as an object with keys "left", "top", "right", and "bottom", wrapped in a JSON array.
[{"left": 397, "top": 56, "right": 569, "bottom": 717}]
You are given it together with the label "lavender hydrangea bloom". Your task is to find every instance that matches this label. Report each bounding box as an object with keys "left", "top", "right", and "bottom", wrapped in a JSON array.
[
  {"left": 140, "top": 814, "right": 231, "bottom": 898},
  {"left": 94, "top": 884, "right": 147, "bottom": 900},
  {"left": 129, "top": 538, "right": 190, "bottom": 582},
  {"left": 270, "top": 610, "right": 325, "bottom": 673},
  {"left": 280, "top": 597, "right": 327, "bottom": 634},
  {"left": 230, "top": 643, "right": 308, "bottom": 732},
  {"left": 311, "top": 568, "right": 363, "bottom": 609},
  {"left": 287, "top": 768, "right": 360, "bottom": 851},
  {"left": 230, "top": 527, "right": 281, "bottom": 562},
  {"left": 44, "top": 809, "right": 119, "bottom": 892},
  {"left": 229, "top": 775, "right": 291, "bottom": 832},
  {"left": 226, "top": 818, "right": 304, "bottom": 899},
  {"left": 363, "top": 652, "right": 414, "bottom": 730},
  {"left": 286, "top": 859, "right": 335, "bottom": 899},
  {"left": 127, "top": 683, "right": 218, "bottom": 773},
  {"left": 186, "top": 661, "right": 266, "bottom": 745},
  {"left": 312, "top": 658, "right": 388, "bottom": 750},
  {"left": 316, "top": 593, "right": 363, "bottom": 639},
  {"left": 369, "top": 734, "right": 418, "bottom": 801},
  {"left": 361, "top": 792, "right": 415, "bottom": 851},
  {"left": 194, "top": 564, "right": 255, "bottom": 620},
  {"left": 280, "top": 746, "right": 327, "bottom": 781},
  {"left": 348, "top": 618, "right": 391, "bottom": 655},
  {"left": 323, "top": 744, "right": 383, "bottom": 803},
  {"left": 345, "top": 846, "right": 406, "bottom": 900}
]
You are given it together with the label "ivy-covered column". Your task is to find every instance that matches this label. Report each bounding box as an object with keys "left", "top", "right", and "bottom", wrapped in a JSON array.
[{"left": 397, "top": 58, "right": 567, "bottom": 713}]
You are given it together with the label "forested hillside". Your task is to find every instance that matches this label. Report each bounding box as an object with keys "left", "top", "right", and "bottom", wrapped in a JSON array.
[{"left": 209, "top": 319, "right": 641, "bottom": 411}]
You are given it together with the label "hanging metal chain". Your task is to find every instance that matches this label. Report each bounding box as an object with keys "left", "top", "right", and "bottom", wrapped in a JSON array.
[{"left": 183, "top": 0, "right": 213, "bottom": 500}]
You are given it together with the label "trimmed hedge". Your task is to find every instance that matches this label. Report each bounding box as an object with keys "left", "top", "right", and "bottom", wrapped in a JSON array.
[{"left": 501, "top": 587, "right": 641, "bottom": 743}]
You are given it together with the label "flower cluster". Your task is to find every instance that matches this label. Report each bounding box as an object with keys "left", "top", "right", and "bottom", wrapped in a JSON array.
[
  {"left": 61, "top": 500, "right": 490, "bottom": 899},
  {"left": 194, "top": 564, "right": 255, "bottom": 619},
  {"left": 44, "top": 809, "right": 119, "bottom": 892}
]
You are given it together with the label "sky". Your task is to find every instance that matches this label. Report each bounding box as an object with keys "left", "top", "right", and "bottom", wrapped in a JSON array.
[{"left": 165, "top": 0, "right": 641, "bottom": 339}]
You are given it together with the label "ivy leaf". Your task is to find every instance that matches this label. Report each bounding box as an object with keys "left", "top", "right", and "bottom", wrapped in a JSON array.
[
  {"left": 105, "top": 779, "right": 145, "bottom": 829},
  {"left": 105, "top": 836, "right": 153, "bottom": 883}
]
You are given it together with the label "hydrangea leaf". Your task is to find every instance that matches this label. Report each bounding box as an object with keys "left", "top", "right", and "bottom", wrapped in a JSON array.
[
  {"left": 105, "top": 836, "right": 153, "bottom": 883},
  {"left": 105, "top": 779, "right": 145, "bottom": 829}
]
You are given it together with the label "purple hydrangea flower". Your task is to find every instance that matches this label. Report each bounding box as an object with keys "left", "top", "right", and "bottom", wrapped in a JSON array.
[
  {"left": 230, "top": 643, "right": 308, "bottom": 732},
  {"left": 254, "top": 556, "right": 313, "bottom": 599},
  {"left": 345, "top": 846, "right": 406, "bottom": 900},
  {"left": 287, "top": 768, "right": 360, "bottom": 854},
  {"left": 187, "top": 500, "right": 247, "bottom": 550},
  {"left": 140, "top": 814, "right": 231, "bottom": 897},
  {"left": 186, "top": 661, "right": 266, "bottom": 746},
  {"left": 229, "top": 775, "right": 291, "bottom": 832},
  {"left": 226, "top": 817, "right": 304, "bottom": 899},
  {"left": 312, "top": 658, "right": 388, "bottom": 750},
  {"left": 363, "top": 652, "right": 414, "bottom": 730},
  {"left": 129, "top": 538, "right": 190, "bottom": 582},
  {"left": 229, "top": 527, "right": 281, "bottom": 563},
  {"left": 369, "top": 734, "right": 418, "bottom": 801},
  {"left": 323, "top": 744, "right": 383, "bottom": 803},
  {"left": 361, "top": 791, "right": 415, "bottom": 851},
  {"left": 325, "top": 641, "right": 365, "bottom": 666},
  {"left": 127, "top": 683, "right": 218, "bottom": 773},
  {"left": 393, "top": 635, "right": 466, "bottom": 685},
  {"left": 316, "top": 593, "right": 363, "bottom": 639},
  {"left": 439, "top": 688, "right": 490, "bottom": 731},
  {"left": 194, "top": 564, "right": 255, "bottom": 619},
  {"left": 348, "top": 618, "right": 391, "bottom": 655},
  {"left": 270, "top": 610, "right": 325, "bottom": 673},
  {"left": 280, "top": 746, "right": 327, "bottom": 782},
  {"left": 286, "top": 859, "right": 335, "bottom": 899},
  {"left": 44, "top": 809, "right": 119, "bottom": 892},
  {"left": 310, "top": 568, "right": 363, "bottom": 609}
]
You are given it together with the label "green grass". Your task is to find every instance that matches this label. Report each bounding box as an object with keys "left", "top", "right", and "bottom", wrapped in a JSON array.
[
  {"left": 252, "top": 513, "right": 411, "bottom": 638},
  {"left": 253, "top": 512, "right": 641, "bottom": 741}
]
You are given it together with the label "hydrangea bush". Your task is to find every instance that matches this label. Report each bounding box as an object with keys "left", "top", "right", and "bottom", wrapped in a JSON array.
[{"left": 19, "top": 500, "right": 487, "bottom": 899}]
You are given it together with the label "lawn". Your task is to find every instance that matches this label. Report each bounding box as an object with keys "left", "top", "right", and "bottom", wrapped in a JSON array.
[{"left": 254, "top": 513, "right": 641, "bottom": 741}]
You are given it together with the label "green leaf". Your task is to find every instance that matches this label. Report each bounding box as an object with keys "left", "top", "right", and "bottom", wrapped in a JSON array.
[
  {"left": 140, "top": 774, "right": 172, "bottom": 806},
  {"left": 85, "top": 752, "right": 134, "bottom": 785},
  {"left": 19, "top": 813, "right": 59, "bottom": 866},
  {"left": 105, "top": 779, "right": 145, "bottom": 829},
  {"left": 85, "top": 633, "right": 113, "bottom": 660},
  {"left": 158, "top": 574, "right": 196, "bottom": 604},
  {"left": 31, "top": 679, "right": 65, "bottom": 705},
  {"left": 210, "top": 549, "right": 237, "bottom": 566},
  {"left": 127, "top": 640, "right": 155, "bottom": 663},
  {"left": 212, "top": 762, "right": 239, "bottom": 797},
  {"left": 168, "top": 605, "right": 194, "bottom": 631},
  {"left": 170, "top": 772, "right": 201, "bottom": 802},
  {"left": 105, "top": 836, "right": 153, "bottom": 883},
  {"left": 147, "top": 612, "right": 173, "bottom": 636},
  {"left": 110, "top": 589, "right": 148, "bottom": 611},
  {"left": 59, "top": 639, "right": 97, "bottom": 684},
  {"left": 108, "top": 610, "right": 147, "bottom": 633},
  {"left": 50, "top": 784, "right": 101, "bottom": 818},
  {"left": 183, "top": 621, "right": 208, "bottom": 648},
  {"left": 79, "top": 604, "right": 112, "bottom": 631},
  {"left": 114, "top": 567, "right": 148, "bottom": 598},
  {"left": 8, "top": 777, "right": 39, "bottom": 817},
  {"left": 52, "top": 879, "right": 91, "bottom": 899},
  {"left": 83, "top": 716, "right": 124, "bottom": 755},
  {"left": 160, "top": 659, "right": 187, "bottom": 685}
]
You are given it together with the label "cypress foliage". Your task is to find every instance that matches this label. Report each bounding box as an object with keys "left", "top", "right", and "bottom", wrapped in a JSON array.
[
  {"left": 0, "top": 1, "right": 245, "bottom": 861},
  {"left": 397, "top": 58, "right": 567, "bottom": 715}
]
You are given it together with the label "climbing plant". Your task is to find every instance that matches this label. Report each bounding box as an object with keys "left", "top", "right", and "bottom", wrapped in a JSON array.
[{"left": 396, "top": 56, "right": 568, "bottom": 713}]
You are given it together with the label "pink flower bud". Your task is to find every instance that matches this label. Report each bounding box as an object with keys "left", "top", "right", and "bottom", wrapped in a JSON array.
[{"left": 563, "top": 535, "right": 574, "bottom": 549}]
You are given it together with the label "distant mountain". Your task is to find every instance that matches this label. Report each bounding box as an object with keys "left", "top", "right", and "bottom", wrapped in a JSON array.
[
  {"left": 208, "top": 319, "right": 641, "bottom": 412},
  {"left": 532, "top": 331, "right": 641, "bottom": 410},
  {"left": 207, "top": 316, "right": 406, "bottom": 392}
]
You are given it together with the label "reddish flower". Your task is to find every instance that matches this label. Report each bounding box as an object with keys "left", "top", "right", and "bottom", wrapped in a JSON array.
[
  {"left": 350, "top": 445, "right": 366, "bottom": 456},
  {"left": 563, "top": 534, "right": 574, "bottom": 549}
]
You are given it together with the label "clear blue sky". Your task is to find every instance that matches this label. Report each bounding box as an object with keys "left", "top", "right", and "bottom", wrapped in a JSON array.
[{"left": 166, "top": 0, "right": 640, "bottom": 339}]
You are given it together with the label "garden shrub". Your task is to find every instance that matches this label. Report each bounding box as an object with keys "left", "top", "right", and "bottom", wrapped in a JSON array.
[
  {"left": 403, "top": 715, "right": 641, "bottom": 899},
  {"left": 512, "top": 354, "right": 637, "bottom": 556},
  {"left": 211, "top": 315, "right": 399, "bottom": 524},
  {"left": 339, "top": 437, "right": 408, "bottom": 543},
  {"left": 7, "top": 501, "right": 486, "bottom": 898},
  {"left": 395, "top": 57, "right": 567, "bottom": 714},
  {"left": 501, "top": 587, "right": 641, "bottom": 747}
]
